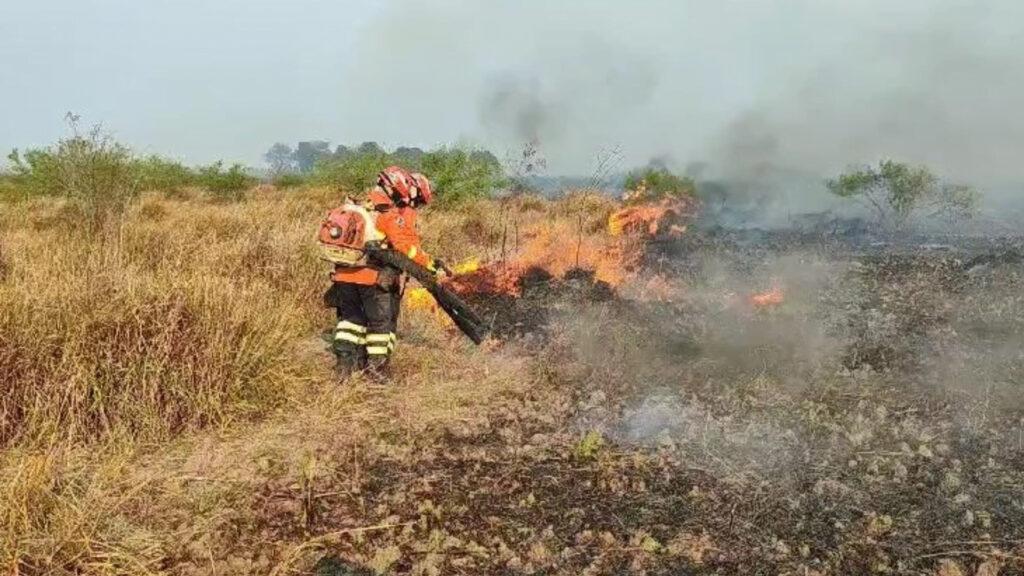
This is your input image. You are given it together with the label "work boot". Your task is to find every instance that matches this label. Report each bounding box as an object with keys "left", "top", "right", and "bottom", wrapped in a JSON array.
[
  {"left": 333, "top": 354, "right": 362, "bottom": 382},
  {"left": 364, "top": 357, "right": 391, "bottom": 385}
]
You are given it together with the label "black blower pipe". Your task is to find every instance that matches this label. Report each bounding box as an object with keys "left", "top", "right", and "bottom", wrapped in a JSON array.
[{"left": 367, "top": 246, "right": 490, "bottom": 345}]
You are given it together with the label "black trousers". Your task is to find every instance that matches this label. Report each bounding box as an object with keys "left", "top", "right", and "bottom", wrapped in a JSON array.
[{"left": 324, "top": 281, "right": 401, "bottom": 371}]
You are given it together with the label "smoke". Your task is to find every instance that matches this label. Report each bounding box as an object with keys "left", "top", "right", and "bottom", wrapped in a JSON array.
[
  {"left": 480, "top": 74, "right": 561, "bottom": 144},
  {"left": 709, "top": 5, "right": 1024, "bottom": 187},
  {"left": 617, "top": 395, "right": 799, "bottom": 472},
  {"left": 478, "top": 37, "right": 659, "bottom": 151},
  {"left": 345, "top": 0, "right": 1024, "bottom": 193},
  {"left": 564, "top": 249, "right": 849, "bottom": 474}
]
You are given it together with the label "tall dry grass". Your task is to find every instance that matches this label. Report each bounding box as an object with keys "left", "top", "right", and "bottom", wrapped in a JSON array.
[
  {"left": 0, "top": 187, "right": 595, "bottom": 573},
  {"left": 0, "top": 188, "right": 336, "bottom": 448},
  {"left": 0, "top": 187, "right": 342, "bottom": 573}
]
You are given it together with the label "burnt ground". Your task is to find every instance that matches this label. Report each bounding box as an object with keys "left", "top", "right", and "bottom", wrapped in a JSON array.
[{"left": 252, "top": 230, "right": 1024, "bottom": 575}]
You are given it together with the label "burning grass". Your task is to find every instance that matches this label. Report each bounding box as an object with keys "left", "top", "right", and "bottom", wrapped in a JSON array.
[
  {"left": 405, "top": 191, "right": 696, "bottom": 342},
  {"left": 749, "top": 285, "right": 785, "bottom": 308}
]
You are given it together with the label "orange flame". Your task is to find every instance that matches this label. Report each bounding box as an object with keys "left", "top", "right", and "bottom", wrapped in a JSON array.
[
  {"left": 407, "top": 195, "right": 696, "bottom": 326},
  {"left": 749, "top": 286, "right": 785, "bottom": 308},
  {"left": 608, "top": 197, "right": 694, "bottom": 238}
]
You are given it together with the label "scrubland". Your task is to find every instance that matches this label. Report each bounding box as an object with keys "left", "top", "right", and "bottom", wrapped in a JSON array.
[{"left": 2, "top": 181, "right": 1024, "bottom": 576}]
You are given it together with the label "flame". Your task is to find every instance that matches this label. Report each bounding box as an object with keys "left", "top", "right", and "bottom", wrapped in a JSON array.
[
  {"left": 749, "top": 286, "right": 785, "bottom": 308},
  {"left": 448, "top": 262, "right": 525, "bottom": 296},
  {"left": 608, "top": 197, "right": 693, "bottom": 238},
  {"left": 405, "top": 286, "right": 438, "bottom": 312},
  {"left": 452, "top": 258, "right": 480, "bottom": 275},
  {"left": 445, "top": 195, "right": 696, "bottom": 296},
  {"left": 406, "top": 195, "right": 696, "bottom": 330},
  {"left": 518, "top": 220, "right": 630, "bottom": 287}
]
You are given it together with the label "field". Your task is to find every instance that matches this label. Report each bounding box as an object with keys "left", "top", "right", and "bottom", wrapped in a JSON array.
[{"left": 3, "top": 185, "right": 1024, "bottom": 576}]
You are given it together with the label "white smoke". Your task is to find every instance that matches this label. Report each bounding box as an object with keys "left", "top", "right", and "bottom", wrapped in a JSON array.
[{"left": 344, "top": 0, "right": 1024, "bottom": 189}]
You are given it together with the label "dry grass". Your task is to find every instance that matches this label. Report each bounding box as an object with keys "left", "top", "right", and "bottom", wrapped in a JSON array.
[
  {"left": 0, "top": 188, "right": 331, "bottom": 573},
  {"left": 0, "top": 190, "right": 332, "bottom": 447},
  {"left": 0, "top": 188, "right": 567, "bottom": 574}
]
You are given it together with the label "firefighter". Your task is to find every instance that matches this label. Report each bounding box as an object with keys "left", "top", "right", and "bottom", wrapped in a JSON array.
[{"left": 324, "top": 166, "right": 446, "bottom": 379}]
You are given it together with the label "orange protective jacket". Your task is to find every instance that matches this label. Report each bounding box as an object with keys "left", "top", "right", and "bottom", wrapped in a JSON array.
[{"left": 332, "top": 205, "right": 434, "bottom": 286}]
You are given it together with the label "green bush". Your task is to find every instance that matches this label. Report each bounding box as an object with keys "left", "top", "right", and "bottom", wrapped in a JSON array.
[
  {"left": 6, "top": 120, "right": 258, "bottom": 213},
  {"left": 6, "top": 127, "right": 140, "bottom": 228},
  {"left": 195, "top": 161, "right": 256, "bottom": 200},
  {"left": 623, "top": 166, "right": 696, "bottom": 204},
  {"left": 134, "top": 155, "right": 195, "bottom": 192},
  {"left": 311, "top": 151, "right": 391, "bottom": 193},
  {"left": 420, "top": 147, "right": 505, "bottom": 206},
  {"left": 311, "top": 145, "right": 505, "bottom": 206},
  {"left": 827, "top": 160, "right": 980, "bottom": 228},
  {"left": 0, "top": 172, "right": 23, "bottom": 202},
  {"left": 271, "top": 172, "right": 307, "bottom": 189}
]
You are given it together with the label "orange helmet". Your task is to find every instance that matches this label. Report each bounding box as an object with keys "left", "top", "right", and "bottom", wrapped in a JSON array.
[
  {"left": 410, "top": 172, "right": 432, "bottom": 207},
  {"left": 377, "top": 165, "right": 415, "bottom": 205}
]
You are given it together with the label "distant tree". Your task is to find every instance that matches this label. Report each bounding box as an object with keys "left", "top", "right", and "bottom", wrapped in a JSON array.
[
  {"left": 294, "top": 141, "right": 331, "bottom": 173},
  {"left": 264, "top": 143, "right": 295, "bottom": 176},
  {"left": 356, "top": 141, "right": 384, "bottom": 156},
  {"left": 826, "top": 160, "right": 980, "bottom": 228},
  {"left": 393, "top": 146, "right": 425, "bottom": 165},
  {"left": 333, "top": 144, "right": 352, "bottom": 160}
]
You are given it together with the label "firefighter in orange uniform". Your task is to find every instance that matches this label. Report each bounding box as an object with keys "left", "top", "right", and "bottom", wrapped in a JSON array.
[{"left": 323, "top": 166, "right": 445, "bottom": 378}]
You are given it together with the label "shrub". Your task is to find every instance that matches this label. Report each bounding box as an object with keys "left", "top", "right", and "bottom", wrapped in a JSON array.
[
  {"left": 311, "top": 151, "right": 391, "bottom": 193},
  {"left": 0, "top": 171, "right": 23, "bottom": 202},
  {"left": 2, "top": 122, "right": 262, "bottom": 217},
  {"left": 134, "top": 155, "right": 195, "bottom": 193},
  {"left": 310, "top": 145, "right": 505, "bottom": 205},
  {"left": 420, "top": 147, "right": 506, "bottom": 206},
  {"left": 195, "top": 161, "right": 256, "bottom": 200},
  {"left": 272, "top": 172, "right": 307, "bottom": 189},
  {"left": 623, "top": 166, "right": 696, "bottom": 204},
  {"left": 6, "top": 126, "right": 140, "bottom": 228},
  {"left": 553, "top": 190, "right": 619, "bottom": 234},
  {"left": 827, "top": 160, "right": 980, "bottom": 229}
]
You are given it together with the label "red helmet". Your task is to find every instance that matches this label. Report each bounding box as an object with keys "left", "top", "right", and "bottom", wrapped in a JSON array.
[
  {"left": 410, "top": 172, "right": 432, "bottom": 207},
  {"left": 377, "top": 165, "right": 415, "bottom": 204}
]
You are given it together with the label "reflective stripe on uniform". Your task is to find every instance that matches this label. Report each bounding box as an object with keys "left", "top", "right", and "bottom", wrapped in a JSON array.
[
  {"left": 366, "top": 332, "right": 396, "bottom": 355},
  {"left": 407, "top": 246, "right": 418, "bottom": 259},
  {"left": 336, "top": 320, "right": 367, "bottom": 334},
  {"left": 334, "top": 331, "right": 366, "bottom": 345}
]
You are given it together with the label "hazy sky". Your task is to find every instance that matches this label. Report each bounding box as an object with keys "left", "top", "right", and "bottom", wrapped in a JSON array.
[{"left": 2, "top": 0, "right": 1023, "bottom": 182}]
